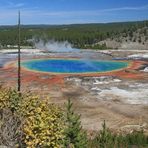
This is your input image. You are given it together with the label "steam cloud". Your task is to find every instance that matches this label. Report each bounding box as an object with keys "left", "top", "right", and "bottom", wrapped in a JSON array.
[{"left": 31, "top": 39, "right": 79, "bottom": 53}]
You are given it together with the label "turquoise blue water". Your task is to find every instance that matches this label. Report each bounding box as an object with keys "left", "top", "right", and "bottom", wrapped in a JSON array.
[{"left": 21, "top": 59, "right": 128, "bottom": 73}]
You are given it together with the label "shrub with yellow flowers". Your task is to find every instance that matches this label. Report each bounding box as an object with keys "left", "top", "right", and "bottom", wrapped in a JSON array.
[
  {"left": 19, "top": 95, "right": 65, "bottom": 148},
  {"left": 0, "top": 87, "right": 22, "bottom": 112},
  {"left": 0, "top": 87, "right": 65, "bottom": 147}
]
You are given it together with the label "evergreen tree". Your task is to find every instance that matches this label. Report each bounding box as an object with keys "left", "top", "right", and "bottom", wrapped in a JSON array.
[
  {"left": 63, "top": 99, "right": 88, "bottom": 148},
  {"left": 93, "top": 121, "right": 118, "bottom": 148}
]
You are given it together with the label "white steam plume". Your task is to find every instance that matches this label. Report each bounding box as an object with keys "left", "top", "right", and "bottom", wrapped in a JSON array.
[{"left": 30, "top": 39, "right": 79, "bottom": 53}]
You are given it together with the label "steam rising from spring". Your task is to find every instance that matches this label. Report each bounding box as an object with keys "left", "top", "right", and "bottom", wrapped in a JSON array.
[
  {"left": 27, "top": 38, "right": 112, "bottom": 61},
  {"left": 29, "top": 38, "right": 100, "bottom": 69},
  {"left": 32, "top": 39, "right": 79, "bottom": 53}
]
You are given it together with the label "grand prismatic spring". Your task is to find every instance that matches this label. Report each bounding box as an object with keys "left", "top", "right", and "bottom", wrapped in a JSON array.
[{"left": 21, "top": 59, "right": 129, "bottom": 74}]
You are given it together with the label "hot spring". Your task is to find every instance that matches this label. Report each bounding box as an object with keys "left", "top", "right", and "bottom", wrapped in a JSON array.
[{"left": 21, "top": 59, "right": 129, "bottom": 74}]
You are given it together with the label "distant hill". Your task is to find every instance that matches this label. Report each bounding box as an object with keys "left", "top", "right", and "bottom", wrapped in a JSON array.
[
  {"left": 95, "top": 22, "right": 148, "bottom": 49},
  {"left": 0, "top": 20, "right": 148, "bottom": 49}
]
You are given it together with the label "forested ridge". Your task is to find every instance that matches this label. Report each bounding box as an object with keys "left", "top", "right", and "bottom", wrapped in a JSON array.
[{"left": 0, "top": 20, "right": 148, "bottom": 49}]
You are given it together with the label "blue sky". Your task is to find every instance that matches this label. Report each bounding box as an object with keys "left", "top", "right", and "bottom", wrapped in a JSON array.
[{"left": 0, "top": 0, "right": 148, "bottom": 25}]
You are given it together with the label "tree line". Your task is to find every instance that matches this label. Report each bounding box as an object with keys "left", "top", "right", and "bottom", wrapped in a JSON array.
[{"left": 0, "top": 20, "right": 148, "bottom": 49}]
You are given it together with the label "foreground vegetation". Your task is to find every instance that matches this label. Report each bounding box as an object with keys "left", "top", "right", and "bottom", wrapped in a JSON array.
[
  {"left": 0, "top": 20, "right": 148, "bottom": 49},
  {"left": 0, "top": 87, "right": 148, "bottom": 147}
]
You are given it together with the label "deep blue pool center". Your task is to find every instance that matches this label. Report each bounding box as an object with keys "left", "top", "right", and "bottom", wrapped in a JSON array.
[{"left": 21, "top": 59, "right": 128, "bottom": 74}]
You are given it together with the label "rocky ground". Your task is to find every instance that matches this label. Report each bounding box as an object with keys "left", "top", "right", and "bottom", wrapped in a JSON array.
[
  {"left": 0, "top": 48, "right": 148, "bottom": 133},
  {"left": 62, "top": 76, "right": 148, "bottom": 132}
]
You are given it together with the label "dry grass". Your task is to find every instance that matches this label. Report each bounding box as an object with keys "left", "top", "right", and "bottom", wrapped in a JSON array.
[{"left": 0, "top": 109, "right": 23, "bottom": 147}]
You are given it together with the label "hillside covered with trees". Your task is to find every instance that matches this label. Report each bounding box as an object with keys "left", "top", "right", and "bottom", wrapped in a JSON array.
[{"left": 0, "top": 20, "right": 148, "bottom": 49}]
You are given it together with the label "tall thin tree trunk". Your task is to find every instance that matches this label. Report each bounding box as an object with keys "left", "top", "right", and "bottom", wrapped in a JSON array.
[{"left": 18, "top": 11, "right": 21, "bottom": 92}]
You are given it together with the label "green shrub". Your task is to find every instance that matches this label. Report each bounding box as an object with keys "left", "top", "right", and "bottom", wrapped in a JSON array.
[
  {"left": 63, "top": 99, "right": 88, "bottom": 148},
  {"left": 89, "top": 121, "right": 148, "bottom": 148}
]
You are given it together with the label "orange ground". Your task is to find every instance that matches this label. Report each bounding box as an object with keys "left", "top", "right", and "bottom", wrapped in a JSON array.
[{"left": 2, "top": 60, "right": 147, "bottom": 87}]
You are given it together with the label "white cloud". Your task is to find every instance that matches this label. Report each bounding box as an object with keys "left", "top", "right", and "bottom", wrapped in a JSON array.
[
  {"left": 101, "top": 5, "right": 148, "bottom": 12},
  {"left": 0, "top": 1, "right": 25, "bottom": 9},
  {"left": 8, "top": 2, "right": 25, "bottom": 8}
]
